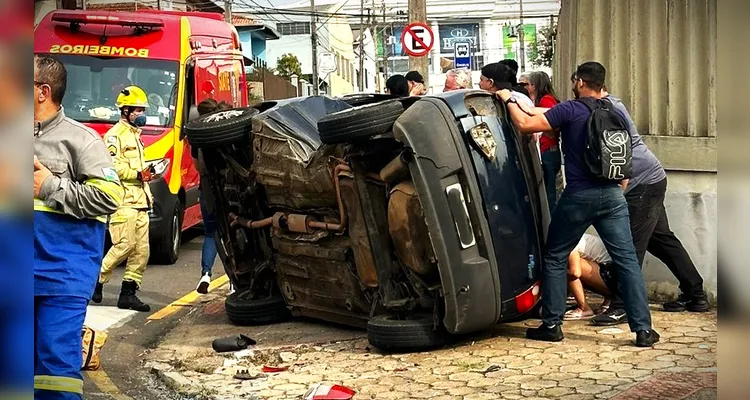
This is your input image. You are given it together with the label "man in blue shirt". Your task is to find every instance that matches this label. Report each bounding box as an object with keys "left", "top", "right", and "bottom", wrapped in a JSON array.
[
  {"left": 591, "top": 90, "right": 709, "bottom": 325},
  {"left": 496, "top": 61, "right": 659, "bottom": 347}
]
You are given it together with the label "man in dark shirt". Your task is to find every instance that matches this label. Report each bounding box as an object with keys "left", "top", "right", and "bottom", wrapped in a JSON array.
[
  {"left": 385, "top": 74, "right": 409, "bottom": 96},
  {"left": 496, "top": 61, "right": 659, "bottom": 347}
]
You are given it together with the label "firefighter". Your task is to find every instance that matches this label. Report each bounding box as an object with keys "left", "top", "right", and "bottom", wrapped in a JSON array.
[
  {"left": 34, "top": 54, "right": 122, "bottom": 399},
  {"left": 92, "top": 85, "right": 154, "bottom": 312}
]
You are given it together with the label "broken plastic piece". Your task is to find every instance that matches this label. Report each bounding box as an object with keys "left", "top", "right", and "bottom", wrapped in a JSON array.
[
  {"left": 212, "top": 334, "right": 257, "bottom": 353},
  {"left": 233, "top": 372, "right": 265, "bottom": 380},
  {"left": 262, "top": 365, "right": 290, "bottom": 373},
  {"left": 303, "top": 383, "right": 356, "bottom": 400}
]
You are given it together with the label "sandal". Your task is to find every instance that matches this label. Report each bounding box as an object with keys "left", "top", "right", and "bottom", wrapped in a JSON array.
[{"left": 564, "top": 308, "right": 595, "bottom": 320}]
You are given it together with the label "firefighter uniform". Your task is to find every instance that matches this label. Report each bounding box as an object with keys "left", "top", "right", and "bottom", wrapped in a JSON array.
[
  {"left": 96, "top": 86, "right": 154, "bottom": 312},
  {"left": 34, "top": 107, "right": 123, "bottom": 400}
]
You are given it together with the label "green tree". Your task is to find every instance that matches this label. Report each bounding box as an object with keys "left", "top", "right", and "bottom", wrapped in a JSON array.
[
  {"left": 529, "top": 23, "right": 557, "bottom": 68},
  {"left": 275, "top": 53, "right": 302, "bottom": 79}
]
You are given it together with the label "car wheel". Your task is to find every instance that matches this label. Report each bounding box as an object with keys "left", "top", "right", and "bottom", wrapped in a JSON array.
[
  {"left": 184, "top": 107, "right": 259, "bottom": 148},
  {"left": 318, "top": 100, "right": 405, "bottom": 145},
  {"left": 151, "top": 202, "right": 183, "bottom": 265},
  {"left": 225, "top": 289, "right": 291, "bottom": 326},
  {"left": 367, "top": 313, "right": 447, "bottom": 352}
]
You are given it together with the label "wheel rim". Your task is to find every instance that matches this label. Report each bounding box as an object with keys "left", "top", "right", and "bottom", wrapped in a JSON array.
[
  {"left": 204, "top": 109, "right": 245, "bottom": 122},
  {"left": 171, "top": 213, "right": 180, "bottom": 256}
]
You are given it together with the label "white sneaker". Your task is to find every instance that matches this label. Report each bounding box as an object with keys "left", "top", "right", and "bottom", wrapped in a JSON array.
[
  {"left": 197, "top": 274, "right": 211, "bottom": 294},
  {"left": 228, "top": 282, "right": 236, "bottom": 295}
]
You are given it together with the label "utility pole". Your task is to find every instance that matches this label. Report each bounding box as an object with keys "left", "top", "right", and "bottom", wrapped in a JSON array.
[
  {"left": 157, "top": 0, "right": 161, "bottom": 10},
  {"left": 358, "top": 0, "right": 365, "bottom": 91},
  {"left": 518, "top": 0, "right": 526, "bottom": 72},
  {"left": 224, "top": 0, "right": 232, "bottom": 24},
  {"left": 382, "top": 2, "right": 389, "bottom": 81},
  {"left": 311, "top": 0, "right": 320, "bottom": 95},
  {"left": 407, "top": 0, "right": 428, "bottom": 87}
]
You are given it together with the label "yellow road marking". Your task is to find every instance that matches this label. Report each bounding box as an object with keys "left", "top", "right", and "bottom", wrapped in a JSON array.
[
  {"left": 147, "top": 274, "right": 230, "bottom": 321},
  {"left": 86, "top": 369, "right": 134, "bottom": 400}
]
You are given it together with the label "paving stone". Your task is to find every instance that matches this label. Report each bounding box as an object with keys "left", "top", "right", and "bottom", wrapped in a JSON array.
[
  {"left": 429, "top": 396, "right": 462, "bottom": 400},
  {"left": 579, "top": 371, "right": 617, "bottom": 380},
  {"left": 595, "top": 378, "right": 633, "bottom": 387},
  {"left": 668, "top": 336, "right": 705, "bottom": 344},
  {"left": 559, "top": 378, "right": 596, "bottom": 388},
  {"left": 539, "top": 387, "right": 575, "bottom": 397},
  {"left": 286, "top": 374, "right": 323, "bottom": 385},
  {"left": 377, "top": 376, "right": 410, "bottom": 387},
  {"left": 560, "top": 364, "right": 595, "bottom": 374},
  {"left": 446, "top": 386, "right": 478, "bottom": 396},
  {"left": 466, "top": 378, "right": 502, "bottom": 388},
  {"left": 693, "top": 353, "right": 717, "bottom": 362},
  {"left": 616, "top": 369, "right": 651, "bottom": 379},
  {"left": 558, "top": 394, "right": 596, "bottom": 400},
  {"left": 676, "top": 359, "right": 716, "bottom": 368},
  {"left": 485, "top": 384, "right": 522, "bottom": 394},
  {"left": 430, "top": 380, "right": 467, "bottom": 389},
  {"left": 257, "top": 389, "right": 285, "bottom": 398},
  {"left": 407, "top": 388, "right": 445, "bottom": 399},
  {"left": 634, "top": 361, "right": 676, "bottom": 370},
  {"left": 463, "top": 393, "right": 500, "bottom": 400},
  {"left": 374, "top": 391, "right": 410, "bottom": 399},
  {"left": 505, "top": 359, "right": 543, "bottom": 369},
  {"left": 545, "top": 372, "right": 578, "bottom": 381},
  {"left": 433, "top": 366, "right": 464, "bottom": 375},
  {"left": 359, "top": 384, "right": 392, "bottom": 395},
  {"left": 448, "top": 372, "right": 484, "bottom": 382},
  {"left": 595, "top": 389, "right": 621, "bottom": 399},
  {"left": 520, "top": 379, "right": 558, "bottom": 390},
  {"left": 521, "top": 365, "right": 558, "bottom": 375},
  {"left": 599, "top": 363, "right": 633, "bottom": 373},
  {"left": 652, "top": 342, "right": 687, "bottom": 351},
  {"left": 575, "top": 383, "right": 612, "bottom": 395}
]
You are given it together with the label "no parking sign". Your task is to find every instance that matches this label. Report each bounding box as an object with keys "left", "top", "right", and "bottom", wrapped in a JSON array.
[{"left": 400, "top": 22, "right": 434, "bottom": 57}]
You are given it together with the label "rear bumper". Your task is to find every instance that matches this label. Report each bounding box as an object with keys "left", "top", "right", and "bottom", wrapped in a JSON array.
[
  {"left": 392, "top": 97, "right": 502, "bottom": 335},
  {"left": 147, "top": 178, "right": 178, "bottom": 239}
]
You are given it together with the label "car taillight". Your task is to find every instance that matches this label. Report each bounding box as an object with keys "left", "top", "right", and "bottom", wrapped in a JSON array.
[{"left": 515, "top": 281, "right": 541, "bottom": 314}]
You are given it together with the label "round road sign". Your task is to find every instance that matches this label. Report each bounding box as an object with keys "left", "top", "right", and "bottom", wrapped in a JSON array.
[{"left": 400, "top": 22, "right": 434, "bottom": 57}]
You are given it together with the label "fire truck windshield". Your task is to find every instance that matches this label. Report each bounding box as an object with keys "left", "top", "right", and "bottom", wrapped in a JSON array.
[{"left": 58, "top": 55, "right": 179, "bottom": 130}]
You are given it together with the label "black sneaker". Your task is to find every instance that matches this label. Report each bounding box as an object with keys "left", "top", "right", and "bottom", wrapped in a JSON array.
[
  {"left": 635, "top": 329, "right": 660, "bottom": 347},
  {"left": 526, "top": 324, "right": 564, "bottom": 342},
  {"left": 591, "top": 308, "right": 628, "bottom": 326},
  {"left": 663, "top": 293, "right": 710, "bottom": 313},
  {"left": 91, "top": 282, "right": 103, "bottom": 304}
]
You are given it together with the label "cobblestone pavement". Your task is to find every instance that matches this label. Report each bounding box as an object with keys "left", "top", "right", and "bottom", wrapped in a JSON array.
[{"left": 145, "top": 296, "right": 716, "bottom": 400}]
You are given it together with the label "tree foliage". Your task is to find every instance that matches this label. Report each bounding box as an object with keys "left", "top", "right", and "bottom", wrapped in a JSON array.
[
  {"left": 529, "top": 23, "right": 557, "bottom": 68},
  {"left": 275, "top": 53, "right": 302, "bottom": 79}
]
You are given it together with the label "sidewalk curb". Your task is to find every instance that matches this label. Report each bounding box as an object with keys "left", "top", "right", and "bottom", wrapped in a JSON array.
[{"left": 149, "top": 362, "right": 215, "bottom": 400}]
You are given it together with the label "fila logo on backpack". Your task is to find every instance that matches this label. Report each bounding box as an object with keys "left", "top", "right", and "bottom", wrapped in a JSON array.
[{"left": 577, "top": 97, "right": 633, "bottom": 181}]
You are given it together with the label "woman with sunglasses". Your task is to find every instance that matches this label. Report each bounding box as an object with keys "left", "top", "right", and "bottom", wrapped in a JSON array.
[{"left": 521, "top": 71, "right": 561, "bottom": 212}]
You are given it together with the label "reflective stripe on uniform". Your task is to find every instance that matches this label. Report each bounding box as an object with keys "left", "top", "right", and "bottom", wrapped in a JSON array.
[
  {"left": 85, "top": 178, "right": 124, "bottom": 206},
  {"left": 34, "top": 199, "right": 107, "bottom": 223},
  {"left": 34, "top": 375, "right": 84, "bottom": 394}
]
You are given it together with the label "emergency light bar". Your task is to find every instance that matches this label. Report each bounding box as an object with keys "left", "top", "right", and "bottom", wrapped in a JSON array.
[{"left": 51, "top": 12, "right": 165, "bottom": 29}]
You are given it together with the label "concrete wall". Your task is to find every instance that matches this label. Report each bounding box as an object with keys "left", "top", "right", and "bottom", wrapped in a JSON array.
[{"left": 555, "top": 0, "right": 718, "bottom": 299}]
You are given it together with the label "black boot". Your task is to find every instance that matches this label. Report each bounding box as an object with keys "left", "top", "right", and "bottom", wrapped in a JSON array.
[
  {"left": 91, "top": 282, "right": 104, "bottom": 304},
  {"left": 118, "top": 280, "right": 151, "bottom": 312}
]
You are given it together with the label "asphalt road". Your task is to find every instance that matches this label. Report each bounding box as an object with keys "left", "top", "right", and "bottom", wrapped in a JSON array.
[{"left": 83, "top": 228, "right": 226, "bottom": 400}]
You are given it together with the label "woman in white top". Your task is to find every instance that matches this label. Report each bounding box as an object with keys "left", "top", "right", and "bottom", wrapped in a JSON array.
[{"left": 565, "top": 233, "right": 619, "bottom": 320}]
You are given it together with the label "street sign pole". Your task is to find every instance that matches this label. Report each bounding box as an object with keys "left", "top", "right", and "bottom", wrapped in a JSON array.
[{"left": 407, "top": 0, "right": 428, "bottom": 87}]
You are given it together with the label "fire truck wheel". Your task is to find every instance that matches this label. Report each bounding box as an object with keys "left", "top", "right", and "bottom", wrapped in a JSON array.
[
  {"left": 151, "top": 202, "right": 183, "bottom": 265},
  {"left": 318, "top": 100, "right": 405, "bottom": 145},
  {"left": 184, "top": 107, "right": 259, "bottom": 148}
]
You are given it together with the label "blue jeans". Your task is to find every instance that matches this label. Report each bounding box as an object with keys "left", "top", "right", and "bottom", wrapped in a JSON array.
[
  {"left": 541, "top": 185, "right": 652, "bottom": 332},
  {"left": 541, "top": 149, "right": 561, "bottom": 213},
  {"left": 200, "top": 192, "right": 218, "bottom": 277}
]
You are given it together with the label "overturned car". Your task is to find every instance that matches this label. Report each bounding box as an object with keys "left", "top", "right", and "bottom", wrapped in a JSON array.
[{"left": 185, "top": 90, "right": 550, "bottom": 352}]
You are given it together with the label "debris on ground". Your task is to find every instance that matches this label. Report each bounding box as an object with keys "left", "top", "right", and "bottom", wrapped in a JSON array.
[
  {"left": 303, "top": 383, "right": 355, "bottom": 400},
  {"left": 262, "top": 365, "right": 290, "bottom": 373},
  {"left": 211, "top": 334, "right": 257, "bottom": 353}
]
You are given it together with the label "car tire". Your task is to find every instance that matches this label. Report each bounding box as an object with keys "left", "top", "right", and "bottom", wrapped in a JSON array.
[
  {"left": 151, "top": 201, "right": 183, "bottom": 265},
  {"left": 318, "top": 100, "right": 405, "bottom": 144},
  {"left": 367, "top": 313, "right": 447, "bottom": 352},
  {"left": 225, "top": 289, "right": 291, "bottom": 326},
  {"left": 184, "top": 108, "right": 259, "bottom": 148}
]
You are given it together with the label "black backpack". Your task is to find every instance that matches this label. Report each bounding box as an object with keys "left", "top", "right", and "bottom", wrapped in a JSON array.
[{"left": 576, "top": 97, "right": 633, "bottom": 181}]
